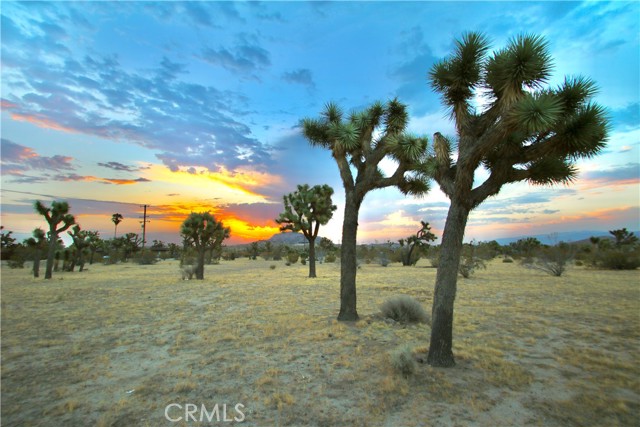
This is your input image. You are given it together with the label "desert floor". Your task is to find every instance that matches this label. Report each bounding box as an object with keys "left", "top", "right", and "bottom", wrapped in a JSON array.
[{"left": 1, "top": 258, "right": 638, "bottom": 426}]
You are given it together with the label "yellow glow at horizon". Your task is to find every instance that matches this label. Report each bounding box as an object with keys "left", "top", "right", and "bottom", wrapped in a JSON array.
[{"left": 139, "top": 164, "right": 282, "bottom": 206}]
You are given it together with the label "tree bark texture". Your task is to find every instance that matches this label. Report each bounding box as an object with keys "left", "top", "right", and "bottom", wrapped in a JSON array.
[
  {"left": 196, "top": 248, "right": 205, "bottom": 280},
  {"left": 44, "top": 235, "right": 57, "bottom": 279},
  {"left": 338, "top": 192, "right": 361, "bottom": 321},
  {"left": 427, "top": 199, "right": 470, "bottom": 367},
  {"left": 308, "top": 237, "right": 317, "bottom": 278}
]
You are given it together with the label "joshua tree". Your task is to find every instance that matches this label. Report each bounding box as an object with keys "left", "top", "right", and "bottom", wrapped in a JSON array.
[
  {"left": 35, "top": 200, "right": 76, "bottom": 279},
  {"left": 24, "top": 228, "right": 47, "bottom": 278},
  {"left": 302, "top": 99, "right": 431, "bottom": 320},
  {"left": 180, "top": 212, "right": 230, "bottom": 280},
  {"left": 426, "top": 33, "right": 609, "bottom": 367},
  {"left": 68, "top": 225, "right": 90, "bottom": 272},
  {"left": 609, "top": 228, "right": 638, "bottom": 248},
  {"left": 85, "top": 231, "right": 101, "bottom": 264},
  {"left": 112, "top": 213, "right": 123, "bottom": 238},
  {"left": 398, "top": 221, "right": 437, "bottom": 266},
  {"left": 276, "top": 184, "right": 337, "bottom": 278}
]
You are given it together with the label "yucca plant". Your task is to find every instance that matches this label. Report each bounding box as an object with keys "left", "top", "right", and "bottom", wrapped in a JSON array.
[
  {"left": 427, "top": 33, "right": 609, "bottom": 367},
  {"left": 302, "top": 99, "right": 432, "bottom": 320}
]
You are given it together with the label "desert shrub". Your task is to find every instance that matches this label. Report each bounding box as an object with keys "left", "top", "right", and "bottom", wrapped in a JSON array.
[
  {"left": 379, "top": 251, "right": 390, "bottom": 267},
  {"left": 389, "top": 345, "right": 417, "bottom": 378},
  {"left": 458, "top": 241, "right": 486, "bottom": 278},
  {"left": 7, "top": 254, "right": 25, "bottom": 269},
  {"left": 597, "top": 250, "right": 640, "bottom": 270},
  {"left": 325, "top": 253, "right": 336, "bottom": 263},
  {"left": 270, "top": 264, "right": 276, "bottom": 270},
  {"left": 502, "top": 257, "right": 514, "bottom": 263},
  {"left": 136, "top": 250, "right": 158, "bottom": 265},
  {"left": 526, "top": 243, "right": 574, "bottom": 277},
  {"left": 181, "top": 265, "right": 196, "bottom": 280},
  {"left": 287, "top": 252, "right": 299, "bottom": 264},
  {"left": 458, "top": 257, "right": 486, "bottom": 278},
  {"left": 380, "top": 295, "right": 430, "bottom": 324}
]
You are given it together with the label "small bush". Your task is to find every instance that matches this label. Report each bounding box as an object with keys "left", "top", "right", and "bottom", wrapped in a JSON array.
[
  {"left": 380, "top": 295, "right": 430, "bottom": 324},
  {"left": 269, "top": 264, "right": 276, "bottom": 270},
  {"left": 390, "top": 345, "right": 417, "bottom": 378},
  {"left": 136, "top": 250, "right": 158, "bottom": 265},
  {"left": 598, "top": 250, "right": 640, "bottom": 270},
  {"left": 325, "top": 253, "right": 336, "bottom": 263},
  {"left": 502, "top": 257, "right": 514, "bottom": 263},
  {"left": 287, "top": 252, "right": 299, "bottom": 264}
]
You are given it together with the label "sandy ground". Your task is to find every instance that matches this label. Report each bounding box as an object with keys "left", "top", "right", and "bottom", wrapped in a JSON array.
[{"left": 1, "top": 258, "right": 638, "bottom": 426}]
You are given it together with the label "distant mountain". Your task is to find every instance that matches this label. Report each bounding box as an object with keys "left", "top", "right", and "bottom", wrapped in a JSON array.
[
  {"left": 267, "top": 232, "right": 308, "bottom": 245},
  {"left": 493, "top": 230, "right": 639, "bottom": 246}
]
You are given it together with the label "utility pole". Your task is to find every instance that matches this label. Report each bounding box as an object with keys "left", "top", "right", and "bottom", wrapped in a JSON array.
[{"left": 140, "top": 205, "right": 150, "bottom": 249}]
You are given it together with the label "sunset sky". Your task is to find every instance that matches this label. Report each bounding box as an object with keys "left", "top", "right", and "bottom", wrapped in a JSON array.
[{"left": 1, "top": 1, "right": 638, "bottom": 246}]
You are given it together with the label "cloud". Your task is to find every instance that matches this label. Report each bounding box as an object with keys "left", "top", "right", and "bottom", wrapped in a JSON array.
[
  {"left": 201, "top": 33, "right": 271, "bottom": 75},
  {"left": 1, "top": 14, "right": 272, "bottom": 173},
  {"left": 47, "top": 174, "right": 151, "bottom": 185},
  {"left": 282, "top": 69, "right": 316, "bottom": 90},
  {"left": 97, "top": 161, "right": 142, "bottom": 172},
  {"left": 611, "top": 102, "right": 640, "bottom": 130},
  {"left": 580, "top": 163, "right": 640, "bottom": 188},
  {"left": 1, "top": 138, "right": 74, "bottom": 174}
]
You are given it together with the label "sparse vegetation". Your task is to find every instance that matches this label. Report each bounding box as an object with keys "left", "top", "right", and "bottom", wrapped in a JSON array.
[
  {"left": 389, "top": 345, "right": 417, "bottom": 378},
  {"left": 1, "top": 258, "right": 638, "bottom": 426},
  {"left": 380, "top": 295, "right": 430, "bottom": 324}
]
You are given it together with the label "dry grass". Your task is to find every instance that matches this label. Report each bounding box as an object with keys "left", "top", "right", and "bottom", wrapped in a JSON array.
[{"left": 1, "top": 258, "right": 638, "bottom": 426}]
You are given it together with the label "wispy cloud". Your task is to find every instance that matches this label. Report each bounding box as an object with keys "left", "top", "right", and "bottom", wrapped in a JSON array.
[
  {"left": 201, "top": 33, "right": 271, "bottom": 76},
  {"left": 97, "top": 161, "right": 145, "bottom": 172},
  {"left": 282, "top": 69, "right": 316, "bottom": 90},
  {"left": 1, "top": 138, "right": 74, "bottom": 174},
  {"left": 2, "top": 12, "right": 272, "bottom": 174}
]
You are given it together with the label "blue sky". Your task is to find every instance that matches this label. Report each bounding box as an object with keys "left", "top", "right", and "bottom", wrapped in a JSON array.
[{"left": 1, "top": 1, "right": 638, "bottom": 245}]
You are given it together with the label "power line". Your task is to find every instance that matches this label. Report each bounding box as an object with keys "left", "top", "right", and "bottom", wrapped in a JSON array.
[{"left": 140, "top": 205, "right": 150, "bottom": 249}]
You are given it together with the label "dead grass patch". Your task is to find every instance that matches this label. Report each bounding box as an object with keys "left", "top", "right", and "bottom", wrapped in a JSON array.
[{"left": 1, "top": 259, "right": 638, "bottom": 426}]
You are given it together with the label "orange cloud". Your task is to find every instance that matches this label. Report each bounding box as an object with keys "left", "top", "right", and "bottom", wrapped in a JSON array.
[
  {"left": 11, "top": 113, "right": 77, "bottom": 134},
  {"left": 1, "top": 99, "right": 18, "bottom": 109}
]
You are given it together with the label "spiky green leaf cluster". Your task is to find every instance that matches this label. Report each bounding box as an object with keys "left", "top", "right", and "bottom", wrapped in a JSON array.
[
  {"left": 34, "top": 200, "right": 76, "bottom": 234},
  {"left": 180, "top": 212, "right": 230, "bottom": 250},
  {"left": 429, "top": 32, "right": 609, "bottom": 204},
  {"left": 301, "top": 99, "right": 431, "bottom": 198},
  {"left": 275, "top": 184, "right": 337, "bottom": 239}
]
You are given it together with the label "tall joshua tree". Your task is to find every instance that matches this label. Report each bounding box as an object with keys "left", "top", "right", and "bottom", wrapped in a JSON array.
[
  {"left": 426, "top": 33, "right": 609, "bottom": 367},
  {"left": 35, "top": 200, "right": 76, "bottom": 279},
  {"left": 303, "top": 99, "right": 431, "bottom": 320},
  {"left": 276, "top": 184, "right": 337, "bottom": 278},
  {"left": 180, "top": 212, "right": 230, "bottom": 280},
  {"left": 112, "top": 213, "right": 123, "bottom": 238},
  {"left": 24, "top": 228, "right": 47, "bottom": 278},
  {"left": 68, "top": 225, "right": 90, "bottom": 272}
]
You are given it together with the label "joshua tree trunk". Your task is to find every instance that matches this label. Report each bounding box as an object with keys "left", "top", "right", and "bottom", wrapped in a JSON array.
[
  {"left": 33, "top": 250, "right": 41, "bottom": 278},
  {"left": 308, "top": 236, "right": 317, "bottom": 278},
  {"left": 44, "top": 235, "right": 58, "bottom": 279},
  {"left": 427, "top": 198, "right": 470, "bottom": 367},
  {"left": 338, "top": 192, "right": 362, "bottom": 321},
  {"left": 196, "top": 247, "right": 205, "bottom": 280}
]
